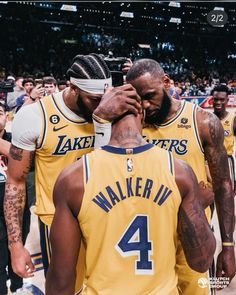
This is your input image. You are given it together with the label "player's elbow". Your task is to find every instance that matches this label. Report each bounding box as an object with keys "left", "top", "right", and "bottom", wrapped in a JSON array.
[
  {"left": 46, "top": 268, "right": 75, "bottom": 295},
  {"left": 187, "top": 236, "right": 216, "bottom": 273}
]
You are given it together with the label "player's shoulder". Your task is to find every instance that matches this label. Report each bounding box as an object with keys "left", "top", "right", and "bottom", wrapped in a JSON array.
[
  {"left": 195, "top": 106, "right": 220, "bottom": 128},
  {"left": 54, "top": 159, "right": 84, "bottom": 213},
  {"left": 14, "top": 101, "right": 41, "bottom": 123},
  {"left": 55, "top": 159, "right": 84, "bottom": 193}
]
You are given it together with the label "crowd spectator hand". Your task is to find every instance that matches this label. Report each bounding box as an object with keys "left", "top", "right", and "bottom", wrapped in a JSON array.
[
  {"left": 122, "top": 58, "right": 133, "bottom": 74},
  {"left": 30, "top": 84, "right": 45, "bottom": 100},
  {"left": 10, "top": 243, "right": 35, "bottom": 278},
  {"left": 198, "top": 181, "right": 214, "bottom": 209},
  {"left": 93, "top": 84, "right": 142, "bottom": 122}
]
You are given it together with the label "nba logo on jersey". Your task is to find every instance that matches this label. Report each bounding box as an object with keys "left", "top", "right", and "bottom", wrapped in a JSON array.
[{"left": 127, "top": 158, "right": 133, "bottom": 172}]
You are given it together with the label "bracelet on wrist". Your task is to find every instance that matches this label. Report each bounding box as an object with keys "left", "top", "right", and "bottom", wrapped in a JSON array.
[
  {"left": 92, "top": 113, "right": 111, "bottom": 124},
  {"left": 30, "top": 96, "right": 36, "bottom": 101},
  {"left": 222, "top": 241, "right": 235, "bottom": 247}
]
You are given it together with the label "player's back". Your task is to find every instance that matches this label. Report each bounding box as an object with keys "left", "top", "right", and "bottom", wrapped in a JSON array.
[{"left": 79, "top": 143, "right": 181, "bottom": 295}]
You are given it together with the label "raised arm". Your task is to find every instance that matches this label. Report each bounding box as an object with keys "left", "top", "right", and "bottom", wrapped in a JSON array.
[
  {"left": 198, "top": 109, "right": 235, "bottom": 282},
  {"left": 0, "top": 137, "right": 11, "bottom": 156},
  {"left": 46, "top": 160, "right": 84, "bottom": 295},
  {"left": 175, "top": 159, "right": 216, "bottom": 272},
  {"left": 4, "top": 144, "right": 35, "bottom": 277}
]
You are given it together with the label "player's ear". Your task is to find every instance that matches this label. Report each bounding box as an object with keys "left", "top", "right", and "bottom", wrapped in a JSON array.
[{"left": 70, "top": 84, "right": 80, "bottom": 96}]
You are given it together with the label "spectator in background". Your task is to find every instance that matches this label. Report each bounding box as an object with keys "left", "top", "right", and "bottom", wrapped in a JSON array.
[
  {"left": 43, "top": 76, "right": 57, "bottom": 95},
  {"left": 15, "top": 77, "right": 35, "bottom": 110},
  {"left": 0, "top": 67, "right": 7, "bottom": 104},
  {"left": 57, "top": 80, "right": 68, "bottom": 91},
  {"left": 7, "top": 76, "right": 25, "bottom": 112},
  {"left": 163, "top": 74, "right": 179, "bottom": 99}
]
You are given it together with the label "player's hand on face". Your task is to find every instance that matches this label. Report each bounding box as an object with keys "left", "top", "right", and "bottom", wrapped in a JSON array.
[
  {"left": 93, "top": 84, "right": 142, "bottom": 122},
  {"left": 198, "top": 181, "right": 214, "bottom": 209},
  {"left": 10, "top": 244, "right": 35, "bottom": 278}
]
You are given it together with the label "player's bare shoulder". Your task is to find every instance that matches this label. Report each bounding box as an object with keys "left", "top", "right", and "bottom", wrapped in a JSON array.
[
  {"left": 53, "top": 159, "right": 84, "bottom": 215},
  {"left": 195, "top": 106, "right": 224, "bottom": 146}
]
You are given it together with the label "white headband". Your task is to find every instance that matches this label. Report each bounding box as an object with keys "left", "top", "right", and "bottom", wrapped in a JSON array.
[{"left": 70, "top": 77, "right": 112, "bottom": 94}]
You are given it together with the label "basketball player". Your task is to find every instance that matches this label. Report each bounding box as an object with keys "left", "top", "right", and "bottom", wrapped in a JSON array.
[
  {"left": 4, "top": 53, "right": 142, "bottom": 289},
  {"left": 212, "top": 85, "right": 236, "bottom": 194},
  {"left": 46, "top": 107, "right": 216, "bottom": 295},
  {"left": 124, "top": 59, "right": 235, "bottom": 294}
]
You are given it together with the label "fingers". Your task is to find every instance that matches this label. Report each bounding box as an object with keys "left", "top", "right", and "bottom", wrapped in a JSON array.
[
  {"left": 104, "top": 86, "right": 114, "bottom": 94},
  {"left": 125, "top": 98, "right": 142, "bottom": 114}
]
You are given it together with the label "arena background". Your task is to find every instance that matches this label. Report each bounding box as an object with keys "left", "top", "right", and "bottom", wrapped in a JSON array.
[{"left": 0, "top": 1, "right": 235, "bottom": 295}]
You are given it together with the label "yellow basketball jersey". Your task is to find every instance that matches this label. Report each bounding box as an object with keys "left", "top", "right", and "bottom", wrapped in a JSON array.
[
  {"left": 220, "top": 111, "right": 235, "bottom": 155},
  {"left": 143, "top": 101, "right": 211, "bottom": 223},
  {"left": 79, "top": 144, "right": 181, "bottom": 295},
  {"left": 143, "top": 101, "right": 206, "bottom": 184},
  {"left": 35, "top": 93, "right": 94, "bottom": 225}
]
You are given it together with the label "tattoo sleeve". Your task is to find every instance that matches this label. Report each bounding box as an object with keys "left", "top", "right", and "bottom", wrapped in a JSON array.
[
  {"left": 4, "top": 145, "right": 35, "bottom": 247},
  {"left": 4, "top": 184, "right": 25, "bottom": 246},
  {"left": 203, "top": 111, "right": 235, "bottom": 241},
  {"left": 178, "top": 164, "right": 216, "bottom": 272}
]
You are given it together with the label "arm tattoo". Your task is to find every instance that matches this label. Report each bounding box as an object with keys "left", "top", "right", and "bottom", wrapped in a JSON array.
[
  {"left": 204, "top": 111, "right": 234, "bottom": 241},
  {"left": 9, "top": 145, "right": 23, "bottom": 161},
  {"left": 4, "top": 184, "right": 25, "bottom": 246},
  {"left": 178, "top": 164, "right": 215, "bottom": 270}
]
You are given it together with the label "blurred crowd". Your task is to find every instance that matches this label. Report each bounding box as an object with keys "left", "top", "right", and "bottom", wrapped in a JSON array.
[{"left": 1, "top": 63, "right": 236, "bottom": 116}]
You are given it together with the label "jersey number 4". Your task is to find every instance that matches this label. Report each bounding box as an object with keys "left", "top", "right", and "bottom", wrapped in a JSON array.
[{"left": 115, "top": 214, "right": 153, "bottom": 275}]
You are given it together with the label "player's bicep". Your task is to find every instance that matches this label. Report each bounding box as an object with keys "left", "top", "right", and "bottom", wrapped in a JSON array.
[{"left": 203, "top": 113, "right": 230, "bottom": 184}]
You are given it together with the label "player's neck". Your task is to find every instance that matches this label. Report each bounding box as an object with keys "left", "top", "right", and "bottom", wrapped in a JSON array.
[
  {"left": 165, "top": 98, "right": 182, "bottom": 123},
  {"left": 62, "top": 89, "right": 81, "bottom": 116},
  {"left": 214, "top": 109, "right": 228, "bottom": 120},
  {"left": 109, "top": 115, "right": 146, "bottom": 148}
]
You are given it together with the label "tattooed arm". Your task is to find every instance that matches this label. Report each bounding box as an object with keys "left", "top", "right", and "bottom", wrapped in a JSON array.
[
  {"left": 4, "top": 144, "right": 35, "bottom": 278},
  {"left": 175, "top": 159, "right": 216, "bottom": 272},
  {"left": 198, "top": 109, "right": 235, "bottom": 282}
]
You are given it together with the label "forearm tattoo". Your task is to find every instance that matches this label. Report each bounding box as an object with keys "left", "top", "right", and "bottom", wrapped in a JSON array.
[
  {"left": 178, "top": 163, "right": 215, "bottom": 270},
  {"left": 4, "top": 184, "right": 25, "bottom": 246}
]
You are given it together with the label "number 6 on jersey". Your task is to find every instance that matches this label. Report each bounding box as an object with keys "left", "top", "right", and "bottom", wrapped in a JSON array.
[{"left": 115, "top": 215, "right": 154, "bottom": 275}]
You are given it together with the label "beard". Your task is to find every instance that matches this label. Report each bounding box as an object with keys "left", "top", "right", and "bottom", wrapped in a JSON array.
[
  {"left": 145, "top": 89, "right": 172, "bottom": 125},
  {"left": 76, "top": 95, "right": 93, "bottom": 123}
]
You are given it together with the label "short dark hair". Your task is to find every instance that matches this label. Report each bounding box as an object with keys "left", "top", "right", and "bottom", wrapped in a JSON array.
[
  {"left": 126, "top": 59, "right": 165, "bottom": 82},
  {"left": 211, "top": 84, "right": 229, "bottom": 95},
  {"left": 22, "top": 77, "right": 35, "bottom": 87},
  {"left": 67, "top": 53, "right": 111, "bottom": 79},
  {"left": 57, "top": 80, "right": 67, "bottom": 86},
  {"left": 43, "top": 76, "right": 57, "bottom": 86}
]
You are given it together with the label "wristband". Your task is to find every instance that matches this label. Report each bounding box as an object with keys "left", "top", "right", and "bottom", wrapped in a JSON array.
[
  {"left": 93, "top": 119, "right": 111, "bottom": 148},
  {"left": 92, "top": 113, "right": 111, "bottom": 124},
  {"left": 222, "top": 241, "right": 235, "bottom": 247},
  {"left": 30, "top": 96, "right": 36, "bottom": 101}
]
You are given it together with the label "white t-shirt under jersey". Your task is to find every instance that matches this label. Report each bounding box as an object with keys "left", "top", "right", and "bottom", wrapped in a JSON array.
[{"left": 12, "top": 91, "right": 86, "bottom": 151}]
